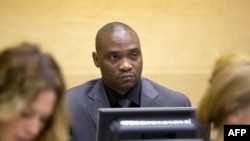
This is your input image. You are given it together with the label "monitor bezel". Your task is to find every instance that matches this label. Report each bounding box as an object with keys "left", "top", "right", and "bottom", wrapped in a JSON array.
[{"left": 96, "top": 107, "right": 210, "bottom": 141}]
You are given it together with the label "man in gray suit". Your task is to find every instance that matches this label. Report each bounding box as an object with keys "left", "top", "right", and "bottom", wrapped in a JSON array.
[{"left": 68, "top": 22, "right": 191, "bottom": 141}]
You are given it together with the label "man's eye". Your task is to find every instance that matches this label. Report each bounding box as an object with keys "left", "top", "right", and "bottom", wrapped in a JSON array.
[
  {"left": 131, "top": 52, "right": 138, "bottom": 58},
  {"left": 110, "top": 55, "right": 118, "bottom": 61}
]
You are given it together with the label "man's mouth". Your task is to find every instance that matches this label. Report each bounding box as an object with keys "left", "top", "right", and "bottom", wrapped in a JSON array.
[{"left": 119, "top": 73, "right": 134, "bottom": 80}]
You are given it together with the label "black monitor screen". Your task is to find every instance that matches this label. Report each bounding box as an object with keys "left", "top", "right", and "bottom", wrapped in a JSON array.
[{"left": 96, "top": 107, "right": 210, "bottom": 141}]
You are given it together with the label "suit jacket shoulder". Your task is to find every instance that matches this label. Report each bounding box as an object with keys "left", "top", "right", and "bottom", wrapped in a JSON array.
[
  {"left": 140, "top": 77, "right": 191, "bottom": 107},
  {"left": 67, "top": 78, "right": 99, "bottom": 97},
  {"left": 67, "top": 78, "right": 107, "bottom": 141}
]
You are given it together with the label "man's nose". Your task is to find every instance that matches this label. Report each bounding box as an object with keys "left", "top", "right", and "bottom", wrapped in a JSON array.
[{"left": 119, "top": 58, "right": 132, "bottom": 71}]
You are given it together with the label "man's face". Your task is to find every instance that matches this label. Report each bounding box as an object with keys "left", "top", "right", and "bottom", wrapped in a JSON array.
[{"left": 93, "top": 30, "right": 143, "bottom": 95}]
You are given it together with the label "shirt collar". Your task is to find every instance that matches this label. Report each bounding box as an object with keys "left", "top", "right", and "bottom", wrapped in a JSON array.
[{"left": 103, "top": 79, "right": 141, "bottom": 107}]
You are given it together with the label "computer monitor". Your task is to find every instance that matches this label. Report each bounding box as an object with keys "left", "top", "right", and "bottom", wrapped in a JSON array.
[{"left": 96, "top": 107, "right": 210, "bottom": 141}]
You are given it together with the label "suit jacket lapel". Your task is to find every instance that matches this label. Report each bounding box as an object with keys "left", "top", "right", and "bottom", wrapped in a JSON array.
[
  {"left": 85, "top": 78, "right": 161, "bottom": 126},
  {"left": 140, "top": 78, "right": 161, "bottom": 107},
  {"left": 87, "top": 79, "right": 110, "bottom": 127}
]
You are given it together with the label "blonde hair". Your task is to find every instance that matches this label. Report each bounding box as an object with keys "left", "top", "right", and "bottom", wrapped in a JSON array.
[
  {"left": 196, "top": 53, "right": 250, "bottom": 129},
  {"left": 210, "top": 53, "right": 250, "bottom": 83},
  {"left": 0, "top": 42, "right": 69, "bottom": 141}
]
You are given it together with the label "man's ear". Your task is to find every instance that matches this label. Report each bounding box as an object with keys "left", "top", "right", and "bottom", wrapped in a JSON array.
[{"left": 92, "top": 51, "right": 100, "bottom": 68}]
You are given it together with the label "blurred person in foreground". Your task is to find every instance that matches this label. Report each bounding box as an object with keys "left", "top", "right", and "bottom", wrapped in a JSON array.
[
  {"left": 0, "top": 42, "right": 69, "bottom": 141},
  {"left": 209, "top": 53, "right": 250, "bottom": 83},
  {"left": 196, "top": 53, "right": 250, "bottom": 141}
]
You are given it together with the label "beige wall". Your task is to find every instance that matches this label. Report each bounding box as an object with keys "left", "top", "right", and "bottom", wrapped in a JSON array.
[{"left": 1, "top": 0, "right": 250, "bottom": 106}]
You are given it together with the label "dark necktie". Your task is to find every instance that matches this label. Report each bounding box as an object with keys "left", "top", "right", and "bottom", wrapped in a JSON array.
[{"left": 118, "top": 98, "right": 131, "bottom": 107}]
